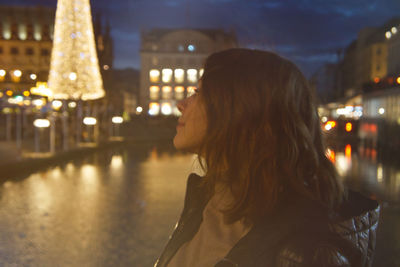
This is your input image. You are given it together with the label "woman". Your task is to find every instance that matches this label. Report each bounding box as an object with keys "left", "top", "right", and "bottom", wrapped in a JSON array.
[{"left": 156, "top": 49, "right": 380, "bottom": 267}]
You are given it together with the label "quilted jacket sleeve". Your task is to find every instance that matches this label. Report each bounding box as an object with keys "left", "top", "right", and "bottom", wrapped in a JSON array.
[{"left": 276, "top": 244, "right": 351, "bottom": 267}]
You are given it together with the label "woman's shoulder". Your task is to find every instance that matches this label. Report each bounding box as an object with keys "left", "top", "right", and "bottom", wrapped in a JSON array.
[{"left": 274, "top": 190, "right": 380, "bottom": 267}]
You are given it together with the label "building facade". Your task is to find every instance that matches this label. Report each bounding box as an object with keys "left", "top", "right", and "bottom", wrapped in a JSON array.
[
  {"left": 0, "top": 6, "right": 113, "bottom": 97},
  {"left": 0, "top": 6, "right": 54, "bottom": 95},
  {"left": 386, "top": 21, "right": 400, "bottom": 76},
  {"left": 338, "top": 18, "right": 400, "bottom": 98},
  {"left": 140, "top": 28, "right": 237, "bottom": 116}
]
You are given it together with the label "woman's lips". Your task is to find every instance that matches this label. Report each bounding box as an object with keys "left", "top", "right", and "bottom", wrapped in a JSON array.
[{"left": 177, "top": 122, "right": 185, "bottom": 129}]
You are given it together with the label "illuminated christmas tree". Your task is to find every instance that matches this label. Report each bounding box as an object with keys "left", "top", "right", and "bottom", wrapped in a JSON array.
[{"left": 48, "top": 0, "right": 105, "bottom": 100}]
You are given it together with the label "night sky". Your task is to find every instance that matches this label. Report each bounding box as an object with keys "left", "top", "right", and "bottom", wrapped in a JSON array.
[{"left": 1, "top": 0, "right": 399, "bottom": 77}]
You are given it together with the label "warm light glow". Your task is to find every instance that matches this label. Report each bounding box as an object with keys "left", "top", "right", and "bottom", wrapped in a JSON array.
[
  {"left": 149, "top": 102, "right": 160, "bottom": 116},
  {"left": 345, "top": 122, "right": 352, "bottom": 132},
  {"left": 162, "top": 69, "right": 173, "bottom": 83},
  {"left": 110, "top": 155, "right": 123, "bottom": 169},
  {"left": 174, "top": 69, "right": 184, "bottom": 83},
  {"left": 321, "top": 116, "right": 328, "bottom": 123},
  {"left": 324, "top": 120, "right": 336, "bottom": 131},
  {"left": 6, "top": 90, "right": 13, "bottom": 96},
  {"left": 175, "top": 86, "right": 185, "bottom": 100},
  {"left": 69, "top": 72, "right": 77, "bottom": 81},
  {"left": 13, "top": 70, "right": 22, "bottom": 77},
  {"left": 48, "top": 0, "right": 105, "bottom": 100},
  {"left": 162, "top": 86, "right": 172, "bottom": 99},
  {"left": 378, "top": 108, "right": 385, "bottom": 115},
  {"left": 31, "top": 82, "right": 53, "bottom": 98},
  {"left": 150, "top": 86, "right": 160, "bottom": 100},
  {"left": 33, "top": 119, "right": 50, "bottom": 128},
  {"left": 30, "top": 74, "right": 37, "bottom": 80},
  {"left": 187, "top": 86, "right": 197, "bottom": 97},
  {"left": 199, "top": 68, "right": 204, "bottom": 78},
  {"left": 32, "top": 99, "right": 44, "bottom": 107},
  {"left": 0, "top": 69, "right": 6, "bottom": 76},
  {"left": 136, "top": 106, "right": 143, "bottom": 114},
  {"left": 377, "top": 164, "right": 383, "bottom": 182},
  {"left": 23, "top": 91, "right": 30, "bottom": 97},
  {"left": 83, "top": 117, "right": 97, "bottom": 125},
  {"left": 374, "top": 77, "right": 380, "bottom": 83},
  {"left": 385, "top": 31, "right": 392, "bottom": 39},
  {"left": 8, "top": 95, "right": 24, "bottom": 105},
  {"left": 52, "top": 100, "right": 63, "bottom": 110},
  {"left": 345, "top": 144, "right": 351, "bottom": 159},
  {"left": 391, "top": 27, "right": 397, "bottom": 34},
  {"left": 149, "top": 69, "right": 160, "bottom": 83},
  {"left": 397, "top": 77, "right": 400, "bottom": 84},
  {"left": 112, "top": 116, "right": 123, "bottom": 124},
  {"left": 326, "top": 148, "right": 335, "bottom": 163},
  {"left": 150, "top": 86, "right": 160, "bottom": 92},
  {"left": 161, "top": 102, "right": 172, "bottom": 115},
  {"left": 187, "top": 69, "right": 198, "bottom": 83},
  {"left": 103, "top": 65, "right": 109, "bottom": 70},
  {"left": 68, "top": 101, "right": 77, "bottom": 108}
]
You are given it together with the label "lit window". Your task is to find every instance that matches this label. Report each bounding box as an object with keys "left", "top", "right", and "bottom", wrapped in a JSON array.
[
  {"left": 149, "top": 86, "right": 160, "bottom": 100},
  {"left": 161, "top": 102, "right": 172, "bottom": 115},
  {"left": 187, "top": 69, "right": 197, "bottom": 83},
  {"left": 149, "top": 102, "right": 160, "bottom": 116},
  {"left": 162, "top": 69, "right": 173, "bottom": 83},
  {"left": 162, "top": 86, "right": 172, "bottom": 99},
  {"left": 174, "top": 69, "right": 184, "bottom": 83},
  {"left": 11, "top": 70, "right": 22, "bottom": 83},
  {"left": 149, "top": 69, "right": 160, "bottom": 83},
  {"left": 187, "top": 86, "right": 197, "bottom": 97},
  {"left": 0, "top": 69, "right": 5, "bottom": 81},
  {"left": 199, "top": 68, "right": 204, "bottom": 78},
  {"left": 175, "top": 86, "right": 184, "bottom": 100}
]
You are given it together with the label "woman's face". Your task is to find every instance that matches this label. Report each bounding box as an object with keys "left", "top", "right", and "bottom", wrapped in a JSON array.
[{"left": 173, "top": 89, "right": 207, "bottom": 153}]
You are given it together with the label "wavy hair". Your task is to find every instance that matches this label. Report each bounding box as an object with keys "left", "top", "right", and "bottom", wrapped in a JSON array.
[{"left": 197, "top": 48, "right": 344, "bottom": 224}]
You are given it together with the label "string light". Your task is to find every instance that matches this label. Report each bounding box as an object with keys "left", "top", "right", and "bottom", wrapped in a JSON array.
[{"left": 48, "top": 0, "right": 105, "bottom": 100}]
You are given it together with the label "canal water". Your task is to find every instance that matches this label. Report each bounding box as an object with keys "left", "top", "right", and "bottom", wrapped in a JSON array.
[{"left": 0, "top": 141, "right": 399, "bottom": 266}]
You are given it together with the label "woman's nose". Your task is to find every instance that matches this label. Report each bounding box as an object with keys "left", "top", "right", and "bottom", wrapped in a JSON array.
[{"left": 177, "top": 98, "right": 187, "bottom": 113}]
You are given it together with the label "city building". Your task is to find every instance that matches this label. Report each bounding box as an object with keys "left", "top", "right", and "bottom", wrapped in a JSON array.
[
  {"left": 0, "top": 6, "right": 54, "bottom": 95},
  {"left": 140, "top": 28, "right": 237, "bottom": 116},
  {"left": 0, "top": 6, "right": 113, "bottom": 97},
  {"left": 339, "top": 18, "right": 400, "bottom": 98},
  {"left": 386, "top": 20, "right": 400, "bottom": 76}
]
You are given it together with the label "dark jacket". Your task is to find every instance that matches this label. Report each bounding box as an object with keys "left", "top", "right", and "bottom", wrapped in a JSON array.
[{"left": 155, "top": 173, "right": 380, "bottom": 267}]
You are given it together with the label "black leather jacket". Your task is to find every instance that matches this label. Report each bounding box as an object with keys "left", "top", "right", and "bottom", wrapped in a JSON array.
[{"left": 155, "top": 173, "right": 380, "bottom": 267}]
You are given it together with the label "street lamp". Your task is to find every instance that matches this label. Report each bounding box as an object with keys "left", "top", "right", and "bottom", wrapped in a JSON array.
[
  {"left": 83, "top": 117, "right": 97, "bottom": 125},
  {"left": 83, "top": 117, "right": 97, "bottom": 142},
  {"left": 111, "top": 116, "right": 123, "bottom": 137},
  {"left": 33, "top": 119, "right": 50, "bottom": 152},
  {"left": 52, "top": 100, "right": 63, "bottom": 110}
]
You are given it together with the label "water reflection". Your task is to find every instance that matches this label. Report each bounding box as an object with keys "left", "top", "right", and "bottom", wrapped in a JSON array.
[
  {"left": 326, "top": 144, "right": 400, "bottom": 203},
  {"left": 0, "top": 142, "right": 196, "bottom": 266},
  {"left": 1, "top": 141, "right": 398, "bottom": 266}
]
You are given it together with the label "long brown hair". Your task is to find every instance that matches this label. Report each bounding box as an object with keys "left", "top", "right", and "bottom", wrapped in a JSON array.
[{"left": 197, "top": 48, "right": 344, "bottom": 224}]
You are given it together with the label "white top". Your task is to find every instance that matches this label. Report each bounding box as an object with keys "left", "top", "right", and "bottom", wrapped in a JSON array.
[{"left": 167, "top": 186, "right": 251, "bottom": 267}]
